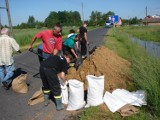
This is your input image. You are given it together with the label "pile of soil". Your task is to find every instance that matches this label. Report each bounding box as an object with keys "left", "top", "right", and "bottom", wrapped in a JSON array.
[{"left": 66, "top": 46, "right": 131, "bottom": 92}]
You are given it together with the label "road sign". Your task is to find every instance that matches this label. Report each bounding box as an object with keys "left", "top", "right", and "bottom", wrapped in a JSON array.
[{"left": 111, "top": 15, "right": 119, "bottom": 24}]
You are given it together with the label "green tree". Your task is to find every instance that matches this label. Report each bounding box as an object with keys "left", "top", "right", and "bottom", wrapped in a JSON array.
[
  {"left": 89, "top": 11, "right": 115, "bottom": 26},
  {"left": 19, "top": 22, "right": 28, "bottom": 29},
  {"left": 44, "top": 11, "right": 58, "bottom": 28},
  {"left": 69, "top": 11, "right": 81, "bottom": 26},
  {"left": 89, "top": 11, "right": 103, "bottom": 26},
  {"left": 130, "top": 16, "right": 139, "bottom": 25},
  {"left": 27, "top": 16, "right": 35, "bottom": 28},
  {"left": 35, "top": 20, "right": 44, "bottom": 29}
]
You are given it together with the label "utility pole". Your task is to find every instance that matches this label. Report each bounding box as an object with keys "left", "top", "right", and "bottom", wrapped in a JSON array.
[
  {"left": 5, "top": 0, "right": 13, "bottom": 36},
  {"left": 145, "top": 6, "right": 148, "bottom": 25},
  {"left": 0, "top": 13, "right": 1, "bottom": 32},
  {"left": 81, "top": 2, "right": 84, "bottom": 23},
  {"left": 146, "top": 6, "right": 147, "bottom": 17},
  {"left": 96, "top": 11, "right": 97, "bottom": 26}
]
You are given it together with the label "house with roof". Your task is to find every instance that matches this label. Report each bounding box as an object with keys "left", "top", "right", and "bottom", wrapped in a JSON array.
[{"left": 142, "top": 15, "right": 160, "bottom": 26}]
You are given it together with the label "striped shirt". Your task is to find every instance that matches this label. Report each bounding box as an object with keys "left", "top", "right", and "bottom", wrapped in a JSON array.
[{"left": 0, "top": 35, "right": 20, "bottom": 66}]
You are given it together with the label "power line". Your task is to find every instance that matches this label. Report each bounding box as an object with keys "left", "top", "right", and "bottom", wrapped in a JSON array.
[{"left": 147, "top": 7, "right": 160, "bottom": 10}]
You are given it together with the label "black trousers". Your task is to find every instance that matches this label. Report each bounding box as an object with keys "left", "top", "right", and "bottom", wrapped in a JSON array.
[
  {"left": 39, "top": 66, "right": 61, "bottom": 96},
  {"left": 80, "top": 38, "right": 87, "bottom": 56},
  {"left": 37, "top": 48, "right": 43, "bottom": 63},
  {"left": 62, "top": 45, "right": 76, "bottom": 63}
]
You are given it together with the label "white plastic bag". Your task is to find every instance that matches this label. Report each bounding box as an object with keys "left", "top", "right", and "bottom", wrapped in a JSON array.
[
  {"left": 103, "top": 89, "right": 147, "bottom": 113},
  {"left": 103, "top": 91, "right": 126, "bottom": 113},
  {"left": 112, "top": 89, "right": 146, "bottom": 107},
  {"left": 66, "top": 79, "right": 86, "bottom": 111},
  {"left": 130, "top": 90, "right": 147, "bottom": 106},
  {"left": 60, "top": 80, "right": 68, "bottom": 104},
  {"left": 86, "top": 75, "right": 104, "bottom": 107},
  {"left": 112, "top": 89, "right": 139, "bottom": 106}
]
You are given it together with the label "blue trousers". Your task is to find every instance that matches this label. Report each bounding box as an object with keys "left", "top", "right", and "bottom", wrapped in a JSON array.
[{"left": 0, "top": 64, "right": 15, "bottom": 86}]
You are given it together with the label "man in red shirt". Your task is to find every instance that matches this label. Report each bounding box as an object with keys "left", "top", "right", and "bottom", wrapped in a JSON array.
[{"left": 29, "top": 23, "right": 62, "bottom": 59}]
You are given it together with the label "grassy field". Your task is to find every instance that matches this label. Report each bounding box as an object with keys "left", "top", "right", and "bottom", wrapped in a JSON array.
[
  {"left": 12, "top": 26, "right": 99, "bottom": 50},
  {"left": 118, "top": 26, "right": 160, "bottom": 42},
  {"left": 79, "top": 26, "right": 160, "bottom": 120}
]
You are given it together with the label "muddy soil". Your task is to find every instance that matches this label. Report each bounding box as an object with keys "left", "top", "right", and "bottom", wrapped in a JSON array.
[{"left": 66, "top": 46, "right": 131, "bottom": 92}]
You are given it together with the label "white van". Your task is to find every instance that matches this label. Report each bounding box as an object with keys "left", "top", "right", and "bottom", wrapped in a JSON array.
[{"left": 105, "top": 20, "right": 113, "bottom": 28}]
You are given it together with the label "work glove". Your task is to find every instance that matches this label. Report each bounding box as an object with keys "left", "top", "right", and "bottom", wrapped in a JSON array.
[
  {"left": 29, "top": 48, "right": 33, "bottom": 52},
  {"left": 18, "top": 50, "right": 22, "bottom": 53}
]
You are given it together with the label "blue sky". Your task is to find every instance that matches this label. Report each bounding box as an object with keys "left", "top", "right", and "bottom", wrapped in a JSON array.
[{"left": 0, "top": 0, "right": 160, "bottom": 26}]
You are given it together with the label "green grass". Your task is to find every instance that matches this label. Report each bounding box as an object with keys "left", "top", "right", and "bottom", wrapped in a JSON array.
[
  {"left": 79, "top": 106, "right": 158, "bottom": 120},
  {"left": 79, "top": 26, "right": 160, "bottom": 120},
  {"left": 106, "top": 27, "right": 160, "bottom": 118},
  {"left": 118, "top": 26, "right": 160, "bottom": 42},
  {"left": 12, "top": 26, "right": 100, "bottom": 50}
]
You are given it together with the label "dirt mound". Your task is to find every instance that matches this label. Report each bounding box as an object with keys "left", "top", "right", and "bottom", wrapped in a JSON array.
[{"left": 66, "top": 46, "right": 131, "bottom": 91}]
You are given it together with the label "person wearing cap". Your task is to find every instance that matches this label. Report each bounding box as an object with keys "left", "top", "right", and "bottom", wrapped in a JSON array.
[
  {"left": 29, "top": 22, "right": 62, "bottom": 60},
  {"left": 0, "top": 28, "right": 21, "bottom": 90},
  {"left": 39, "top": 53, "right": 71, "bottom": 110},
  {"left": 78, "top": 21, "right": 89, "bottom": 59}
]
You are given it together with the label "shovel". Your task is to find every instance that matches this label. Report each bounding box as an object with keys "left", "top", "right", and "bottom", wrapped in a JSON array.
[{"left": 29, "top": 48, "right": 45, "bottom": 59}]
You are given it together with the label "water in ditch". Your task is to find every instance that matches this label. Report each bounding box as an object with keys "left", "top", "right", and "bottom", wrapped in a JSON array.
[{"left": 131, "top": 37, "right": 160, "bottom": 57}]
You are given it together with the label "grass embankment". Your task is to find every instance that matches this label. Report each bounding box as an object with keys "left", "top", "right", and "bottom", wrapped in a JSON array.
[
  {"left": 120, "top": 26, "right": 160, "bottom": 42},
  {"left": 79, "top": 26, "right": 160, "bottom": 120},
  {"left": 12, "top": 26, "right": 99, "bottom": 51}
]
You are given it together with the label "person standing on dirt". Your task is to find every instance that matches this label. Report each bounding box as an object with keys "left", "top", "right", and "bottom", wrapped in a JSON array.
[
  {"left": 0, "top": 28, "right": 21, "bottom": 90},
  {"left": 29, "top": 23, "right": 62, "bottom": 60},
  {"left": 78, "top": 21, "right": 89, "bottom": 59},
  {"left": 39, "top": 54, "right": 71, "bottom": 110}
]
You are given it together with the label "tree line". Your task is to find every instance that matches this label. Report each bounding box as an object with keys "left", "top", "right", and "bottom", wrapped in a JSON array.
[{"left": 7, "top": 10, "right": 142, "bottom": 29}]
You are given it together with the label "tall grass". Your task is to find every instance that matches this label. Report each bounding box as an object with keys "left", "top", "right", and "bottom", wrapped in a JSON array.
[
  {"left": 105, "top": 27, "right": 160, "bottom": 118},
  {"left": 79, "top": 26, "right": 160, "bottom": 120},
  {"left": 12, "top": 26, "right": 100, "bottom": 49},
  {"left": 120, "top": 26, "right": 160, "bottom": 42},
  {"left": 13, "top": 28, "right": 45, "bottom": 46},
  {"left": 131, "top": 55, "right": 160, "bottom": 115}
]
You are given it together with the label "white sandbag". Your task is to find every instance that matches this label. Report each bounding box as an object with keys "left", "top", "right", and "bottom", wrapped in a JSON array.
[
  {"left": 127, "top": 90, "right": 147, "bottom": 106},
  {"left": 112, "top": 89, "right": 139, "bottom": 106},
  {"left": 103, "top": 91, "right": 127, "bottom": 113},
  {"left": 60, "top": 80, "right": 68, "bottom": 104},
  {"left": 66, "top": 79, "right": 85, "bottom": 111},
  {"left": 112, "top": 89, "right": 147, "bottom": 107},
  {"left": 86, "top": 75, "right": 104, "bottom": 106},
  {"left": 103, "top": 89, "right": 147, "bottom": 113}
]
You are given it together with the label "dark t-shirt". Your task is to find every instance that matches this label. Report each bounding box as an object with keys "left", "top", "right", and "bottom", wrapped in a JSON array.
[
  {"left": 79, "top": 26, "right": 87, "bottom": 38},
  {"left": 41, "top": 55, "right": 68, "bottom": 73}
]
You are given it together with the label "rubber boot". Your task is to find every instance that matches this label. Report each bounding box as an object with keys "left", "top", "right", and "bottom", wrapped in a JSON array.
[
  {"left": 54, "top": 97, "right": 64, "bottom": 111},
  {"left": 44, "top": 93, "right": 49, "bottom": 106}
]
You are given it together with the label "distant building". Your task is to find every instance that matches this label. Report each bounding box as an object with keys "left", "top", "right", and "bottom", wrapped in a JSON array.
[
  {"left": 115, "top": 17, "right": 122, "bottom": 27},
  {"left": 142, "top": 15, "right": 160, "bottom": 26}
]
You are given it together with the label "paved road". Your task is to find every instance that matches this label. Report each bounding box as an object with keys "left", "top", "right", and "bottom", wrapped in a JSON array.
[{"left": 0, "top": 27, "right": 109, "bottom": 120}]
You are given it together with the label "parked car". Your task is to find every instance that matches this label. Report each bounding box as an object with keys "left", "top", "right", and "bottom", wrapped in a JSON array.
[{"left": 105, "top": 20, "right": 113, "bottom": 28}]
